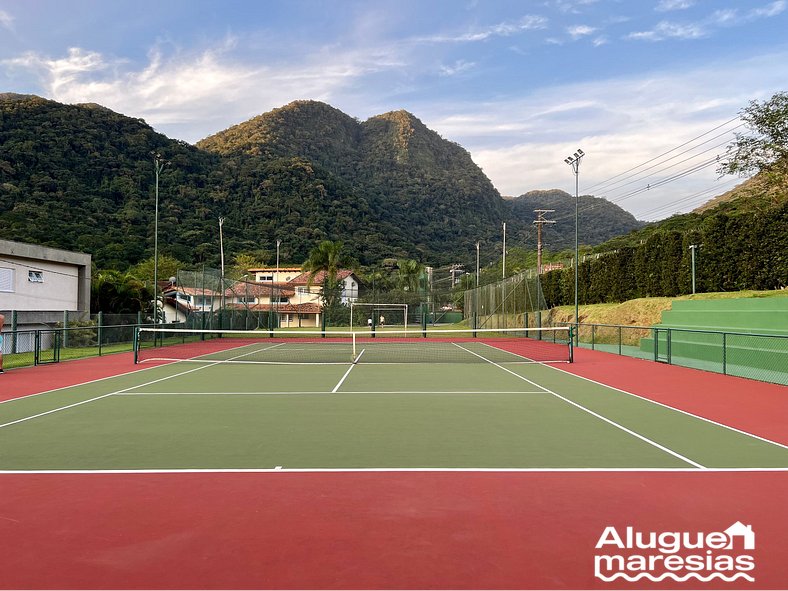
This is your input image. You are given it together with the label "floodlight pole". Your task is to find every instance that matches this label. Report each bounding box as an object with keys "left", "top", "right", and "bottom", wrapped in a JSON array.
[
  {"left": 275, "top": 239, "right": 281, "bottom": 328},
  {"left": 152, "top": 154, "right": 167, "bottom": 323},
  {"left": 219, "top": 217, "right": 225, "bottom": 325},
  {"left": 475, "top": 241, "right": 480, "bottom": 334},
  {"left": 564, "top": 149, "right": 584, "bottom": 343},
  {"left": 689, "top": 244, "right": 699, "bottom": 294}
]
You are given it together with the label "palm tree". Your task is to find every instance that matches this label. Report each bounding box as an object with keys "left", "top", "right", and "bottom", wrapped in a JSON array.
[
  {"left": 91, "top": 269, "right": 150, "bottom": 313},
  {"left": 396, "top": 259, "right": 424, "bottom": 293},
  {"left": 303, "top": 240, "right": 345, "bottom": 309}
]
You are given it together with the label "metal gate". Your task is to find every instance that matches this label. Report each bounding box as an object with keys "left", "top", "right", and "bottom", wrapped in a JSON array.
[
  {"left": 653, "top": 328, "right": 671, "bottom": 363},
  {"left": 35, "top": 330, "right": 61, "bottom": 365}
]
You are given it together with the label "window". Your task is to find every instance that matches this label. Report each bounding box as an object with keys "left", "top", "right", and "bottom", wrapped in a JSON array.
[
  {"left": 0, "top": 268, "right": 13, "bottom": 292},
  {"left": 258, "top": 274, "right": 273, "bottom": 282},
  {"left": 28, "top": 270, "right": 44, "bottom": 283}
]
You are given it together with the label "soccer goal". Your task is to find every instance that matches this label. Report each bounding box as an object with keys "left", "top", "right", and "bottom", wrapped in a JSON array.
[{"left": 350, "top": 303, "right": 409, "bottom": 330}]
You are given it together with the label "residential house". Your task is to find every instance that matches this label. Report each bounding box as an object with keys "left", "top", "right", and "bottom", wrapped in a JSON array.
[
  {"left": 233, "top": 267, "right": 361, "bottom": 328},
  {"left": 160, "top": 285, "right": 222, "bottom": 323}
]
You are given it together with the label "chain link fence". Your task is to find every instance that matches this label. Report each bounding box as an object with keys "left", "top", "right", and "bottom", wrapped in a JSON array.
[{"left": 562, "top": 322, "right": 788, "bottom": 385}]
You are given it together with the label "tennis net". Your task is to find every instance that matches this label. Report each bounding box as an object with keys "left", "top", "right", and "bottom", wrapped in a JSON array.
[{"left": 134, "top": 327, "right": 573, "bottom": 365}]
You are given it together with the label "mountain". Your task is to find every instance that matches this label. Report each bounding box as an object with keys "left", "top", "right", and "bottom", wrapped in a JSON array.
[
  {"left": 198, "top": 100, "right": 507, "bottom": 261},
  {"left": 0, "top": 94, "right": 642, "bottom": 270},
  {"left": 504, "top": 189, "right": 645, "bottom": 252}
]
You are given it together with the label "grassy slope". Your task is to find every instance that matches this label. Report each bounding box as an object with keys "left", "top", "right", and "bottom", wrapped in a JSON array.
[{"left": 546, "top": 289, "right": 788, "bottom": 328}]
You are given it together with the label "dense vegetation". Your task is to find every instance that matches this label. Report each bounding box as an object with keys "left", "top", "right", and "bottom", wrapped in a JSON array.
[{"left": 0, "top": 94, "right": 640, "bottom": 272}]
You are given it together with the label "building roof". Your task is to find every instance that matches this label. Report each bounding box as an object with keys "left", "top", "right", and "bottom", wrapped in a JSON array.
[
  {"left": 226, "top": 302, "right": 322, "bottom": 314},
  {"left": 163, "top": 286, "right": 221, "bottom": 297},
  {"left": 224, "top": 282, "right": 295, "bottom": 297},
  {"left": 289, "top": 269, "right": 357, "bottom": 285},
  {"left": 247, "top": 267, "right": 303, "bottom": 273}
]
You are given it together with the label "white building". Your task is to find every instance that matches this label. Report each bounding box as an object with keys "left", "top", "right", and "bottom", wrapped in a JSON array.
[{"left": 0, "top": 239, "right": 92, "bottom": 330}]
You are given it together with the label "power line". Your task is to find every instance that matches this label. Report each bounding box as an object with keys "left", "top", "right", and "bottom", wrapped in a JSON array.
[{"left": 584, "top": 115, "right": 742, "bottom": 193}]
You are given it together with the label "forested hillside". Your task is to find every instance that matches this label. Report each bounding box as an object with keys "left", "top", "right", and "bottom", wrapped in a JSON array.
[
  {"left": 0, "top": 94, "right": 648, "bottom": 269},
  {"left": 505, "top": 189, "right": 644, "bottom": 251}
]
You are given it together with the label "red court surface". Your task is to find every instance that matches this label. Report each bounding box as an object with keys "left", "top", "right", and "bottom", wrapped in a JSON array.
[
  {"left": 559, "top": 348, "right": 788, "bottom": 446},
  {"left": 2, "top": 348, "right": 787, "bottom": 589},
  {"left": 1, "top": 471, "right": 786, "bottom": 590}
]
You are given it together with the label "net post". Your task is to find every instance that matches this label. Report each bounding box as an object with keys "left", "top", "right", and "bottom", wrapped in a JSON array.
[
  {"left": 568, "top": 326, "right": 574, "bottom": 363},
  {"left": 421, "top": 302, "right": 427, "bottom": 337},
  {"left": 133, "top": 326, "right": 139, "bottom": 364},
  {"left": 352, "top": 332, "right": 357, "bottom": 362}
]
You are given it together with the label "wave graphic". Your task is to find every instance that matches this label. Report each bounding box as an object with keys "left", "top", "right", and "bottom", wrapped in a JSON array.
[{"left": 595, "top": 572, "right": 755, "bottom": 583}]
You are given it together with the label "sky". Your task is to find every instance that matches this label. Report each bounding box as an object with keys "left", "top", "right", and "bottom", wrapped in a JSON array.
[{"left": 1, "top": 0, "right": 786, "bottom": 221}]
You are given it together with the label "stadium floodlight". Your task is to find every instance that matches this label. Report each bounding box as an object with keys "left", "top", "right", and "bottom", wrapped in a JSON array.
[
  {"left": 152, "top": 153, "right": 168, "bottom": 323},
  {"left": 564, "top": 149, "right": 585, "bottom": 342}
]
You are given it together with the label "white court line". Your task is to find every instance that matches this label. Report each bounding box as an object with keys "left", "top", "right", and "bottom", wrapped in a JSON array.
[
  {"left": 0, "top": 343, "right": 286, "bottom": 430},
  {"left": 543, "top": 361, "right": 788, "bottom": 452},
  {"left": 1, "top": 467, "right": 786, "bottom": 475},
  {"left": 331, "top": 349, "right": 365, "bottom": 393},
  {"left": 453, "top": 343, "right": 706, "bottom": 469},
  {"left": 0, "top": 357, "right": 174, "bottom": 406},
  {"left": 117, "top": 390, "right": 547, "bottom": 396}
]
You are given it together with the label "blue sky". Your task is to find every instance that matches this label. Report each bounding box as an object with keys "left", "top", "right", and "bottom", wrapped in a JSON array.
[{"left": 1, "top": 0, "right": 786, "bottom": 220}]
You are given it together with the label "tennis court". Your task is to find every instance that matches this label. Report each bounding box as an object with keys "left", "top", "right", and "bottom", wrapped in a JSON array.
[{"left": 1, "top": 328, "right": 787, "bottom": 589}]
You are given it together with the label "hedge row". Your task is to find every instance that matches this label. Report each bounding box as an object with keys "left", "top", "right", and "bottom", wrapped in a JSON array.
[{"left": 540, "top": 201, "right": 787, "bottom": 307}]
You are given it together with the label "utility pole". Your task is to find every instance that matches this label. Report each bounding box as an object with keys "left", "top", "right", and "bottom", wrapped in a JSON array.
[
  {"left": 502, "top": 222, "right": 507, "bottom": 279},
  {"left": 689, "top": 244, "right": 700, "bottom": 294},
  {"left": 533, "top": 210, "right": 556, "bottom": 274},
  {"left": 218, "top": 217, "right": 225, "bottom": 325}
]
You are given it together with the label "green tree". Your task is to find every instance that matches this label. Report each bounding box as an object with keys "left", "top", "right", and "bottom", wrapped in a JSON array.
[
  {"left": 129, "top": 254, "right": 187, "bottom": 287},
  {"left": 396, "top": 259, "right": 424, "bottom": 293},
  {"left": 91, "top": 269, "right": 150, "bottom": 313},
  {"left": 303, "top": 240, "right": 345, "bottom": 312},
  {"left": 718, "top": 92, "right": 788, "bottom": 183}
]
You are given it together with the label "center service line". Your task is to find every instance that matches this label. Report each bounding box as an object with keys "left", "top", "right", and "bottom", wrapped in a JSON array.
[{"left": 331, "top": 349, "right": 365, "bottom": 393}]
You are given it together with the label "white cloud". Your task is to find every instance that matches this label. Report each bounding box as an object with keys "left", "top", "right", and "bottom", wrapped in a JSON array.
[
  {"left": 711, "top": 9, "right": 739, "bottom": 25},
  {"left": 655, "top": 0, "right": 695, "bottom": 12},
  {"left": 749, "top": 0, "right": 786, "bottom": 18},
  {"left": 420, "top": 15, "right": 548, "bottom": 43},
  {"left": 420, "top": 52, "right": 786, "bottom": 219},
  {"left": 592, "top": 36, "right": 609, "bottom": 46},
  {"left": 551, "top": 0, "right": 600, "bottom": 14},
  {"left": 0, "top": 9, "right": 13, "bottom": 30},
  {"left": 1, "top": 40, "right": 405, "bottom": 139},
  {"left": 567, "top": 25, "right": 596, "bottom": 38},
  {"left": 440, "top": 60, "right": 475, "bottom": 76},
  {"left": 627, "top": 20, "right": 707, "bottom": 41}
]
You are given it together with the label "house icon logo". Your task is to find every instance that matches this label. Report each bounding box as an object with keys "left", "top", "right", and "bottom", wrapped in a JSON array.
[
  {"left": 724, "top": 521, "right": 755, "bottom": 550},
  {"left": 594, "top": 522, "right": 757, "bottom": 583}
]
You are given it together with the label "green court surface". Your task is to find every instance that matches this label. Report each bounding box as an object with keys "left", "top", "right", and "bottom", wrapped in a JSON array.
[{"left": 2, "top": 343, "right": 788, "bottom": 472}]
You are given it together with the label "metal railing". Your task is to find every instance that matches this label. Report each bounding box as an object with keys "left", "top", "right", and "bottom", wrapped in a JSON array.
[{"left": 558, "top": 322, "right": 788, "bottom": 386}]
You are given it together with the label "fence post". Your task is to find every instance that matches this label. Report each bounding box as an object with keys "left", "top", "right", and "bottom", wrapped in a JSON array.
[
  {"left": 722, "top": 332, "right": 727, "bottom": 375},
  {"left": 11, "top": 310, "right": 18, "bottom": 354},
  {"left": 569, "top": 326, "right": 574, "bottom": 363},
  {"left": 97, "top": 311, "right": 103, "bottom": 356},
  {"left": 618, "top": 325, "right": 622, "bottom": 356},
  {"left": 62, "top": 310, "right": 69, "bottom": 349}
]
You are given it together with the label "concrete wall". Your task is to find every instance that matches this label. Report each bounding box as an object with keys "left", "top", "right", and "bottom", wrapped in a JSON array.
[{"left": 0, "top": 239, "right": 92, "bottom": 316}]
